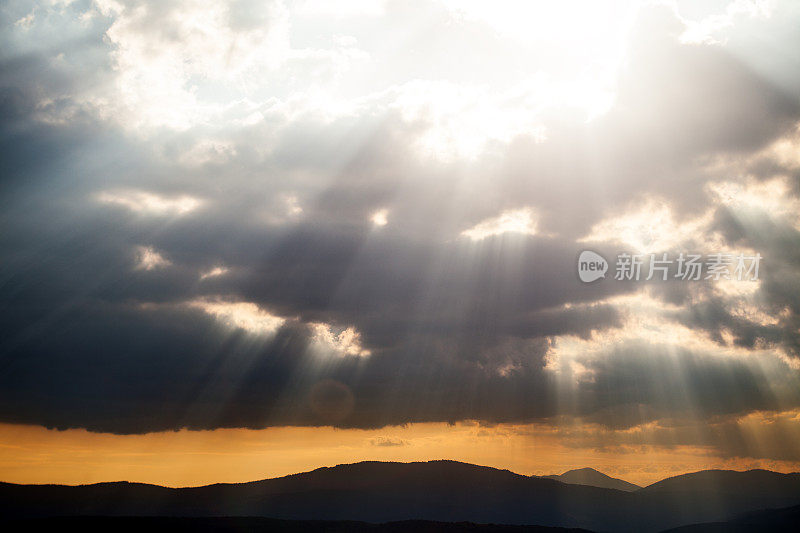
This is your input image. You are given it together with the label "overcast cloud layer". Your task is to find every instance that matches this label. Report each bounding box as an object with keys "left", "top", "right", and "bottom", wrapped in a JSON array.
[{"left": 2, "top": 0, "right": 800, "bottom": 462}]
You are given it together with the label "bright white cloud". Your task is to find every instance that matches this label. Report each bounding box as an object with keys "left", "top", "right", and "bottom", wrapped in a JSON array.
[
  {"left": 293, "top": 0, "right": 385, "bottom": 18},
  {"left": 95, "top": 0, "right": 291, "bottom": 130},
  {"left": 708, "top": 177, "right": 800, "bottom": 231},
  {"left": 189, "top": 299, "right": 285, "bottom": 337},
  {"left": 22, "top": 0, "right": 636, "bottom": 148},
  {"left": 580, "top": 199, "right": 712, "bottom": 253},
  {"left": 442, "top": 0, "right": 634, "bottom": 118},
  {"left": 14, "top": 10, "right": 35, "bottom": 29},
  {"left": 764, "top": 125, "right": 800, "bottom": 169},
  {"left": 461, "top": 208, "right": 538, "bottom": 241},
  {"left": 387, "top": 80, "right": 548, "bottom": 160},
  {"left": 309, "top": 323, "right": 371, "bottom": 357},
  {"left": 178, "top": 139, "right": 237, "bottom": 166},
  {"left": 188, "top": 298, "right": 370, "bottom": 356},
  {"left": 134, "top": 246, "right": 171, "bottom": 271},
  {"left": 678, "top": 0, "right": 773, "bottom": 44},
  {"left": 371, "top": 208, "right": 389, "bottom": 227},
  {"left": 199, "top": 266, "right": 230, "bottom": 280},
  {"left": 283, "top": 194, "right": 303, "bottom": 217},
  {"left": 96, "top": 190, "right": 202, "bottom": 216}
]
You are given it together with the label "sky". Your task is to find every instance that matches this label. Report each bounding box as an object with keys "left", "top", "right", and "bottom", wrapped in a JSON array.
[{"left": 1, "top": 0, "right": 800, "bottom": 486}]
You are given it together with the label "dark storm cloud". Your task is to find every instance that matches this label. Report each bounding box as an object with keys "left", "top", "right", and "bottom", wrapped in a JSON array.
[
  {"left": 634, "top": 196, "right": 800, "bottom": 361},
  {"left": 1, "top": 0, "right": 800, "bottom": 444},
  {"left": 539, "top": 409, "right": 800, "bottom": 462},
  {"left": 574, "top": 340, "right": 800, "bottom": 424}
]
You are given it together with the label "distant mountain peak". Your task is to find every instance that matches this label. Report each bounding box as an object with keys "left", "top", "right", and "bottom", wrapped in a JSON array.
[
  {"left": 543, "top": 467, "right": 641, "bottom": 492},
  {"left": 562, "top": 467, "right": 605, "bottom": 475}
]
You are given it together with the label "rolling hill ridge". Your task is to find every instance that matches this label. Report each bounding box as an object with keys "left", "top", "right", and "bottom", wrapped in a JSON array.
[{"left": 1, "top": 461, "right": 799, "bottom": 532}]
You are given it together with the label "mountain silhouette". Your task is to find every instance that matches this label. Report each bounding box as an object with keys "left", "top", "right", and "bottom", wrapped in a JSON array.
[
  {"left": 632, "top": 468, "right": 800, "bottom": 530},
  {"left": 1, "top": 461, "right": 799, "bottom": 532},
  {"left": 642, "top": 468, "right": 800, "bottom": 497},
  {"left": 542, "top": 468, "right": 640, "bottom": 491},
  {"left": 660, "top": 503, "right": 800, "bottom": 532}
]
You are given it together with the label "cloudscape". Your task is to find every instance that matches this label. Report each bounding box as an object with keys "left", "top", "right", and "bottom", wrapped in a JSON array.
[{"left": 2, "top": 0, "right": 800, "bottom": 506}]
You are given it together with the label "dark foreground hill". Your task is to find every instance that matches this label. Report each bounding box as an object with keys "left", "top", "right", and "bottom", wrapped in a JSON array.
[
  {"left": 1, "top": 461, "right": 799, "bottom": 532},
  {"left": 542, "top": 468, "right": 640, "bottom": 491},
  {"left": 3, "top": 516, "right": 593, "bottom": 533},
  {"left": 660, "top": 503, "right": 800, "bottom": 532},
  {"left": 634, "top": 468, "right": 800, "bottom": 529}
]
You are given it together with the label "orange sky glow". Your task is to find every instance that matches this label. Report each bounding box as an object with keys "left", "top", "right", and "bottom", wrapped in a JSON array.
[{"left": 2, "top": 419, "right": 798, "bottom": 488}]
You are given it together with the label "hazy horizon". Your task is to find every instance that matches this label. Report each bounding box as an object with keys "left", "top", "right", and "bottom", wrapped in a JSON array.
[{"left": 4, "top": 453, "right": 798, "bottom": 490}]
